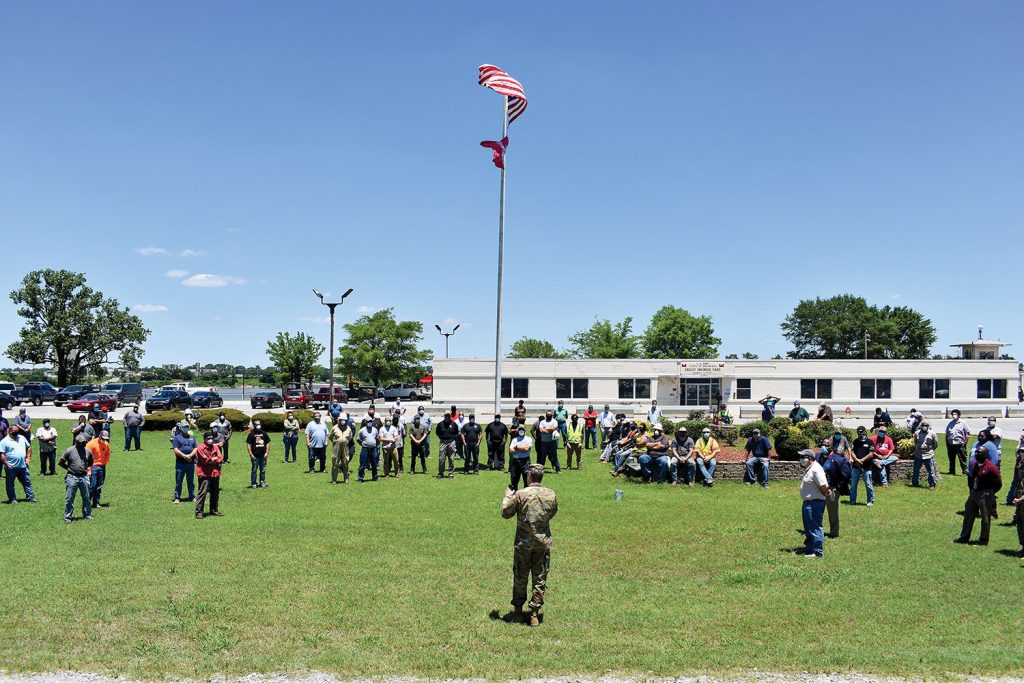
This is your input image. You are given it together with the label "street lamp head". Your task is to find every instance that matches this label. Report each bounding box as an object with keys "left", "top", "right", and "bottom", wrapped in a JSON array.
[
  {"left": 341, "top": 288, "right": 354, "bottom": 301},
  {"left": 435, "top": 324, "right": 442, "bottom": 333},
  {"left": 453, "top": 324, "right": 461, "bottom": 332},
  {"left": 312, "top": 289, "right": 324, "bottom": 302}
]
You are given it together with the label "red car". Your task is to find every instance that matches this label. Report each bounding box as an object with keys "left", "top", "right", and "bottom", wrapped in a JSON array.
[
  {"left": 67, "top": 393, "right": 118, "bottom": 413},
  {"left": 284, "top": 389, "right": 311, "bottom": 410}
]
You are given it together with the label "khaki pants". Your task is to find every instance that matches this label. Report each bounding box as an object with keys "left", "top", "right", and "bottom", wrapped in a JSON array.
[
  {"left": 331, "top": 441, "right": 350, "bottom": 483},
  {"left": 566, "top": 442, "right": 582, "bottom": 469},
  {"left": 825, "top": 489, "right": 840, "bottom": 537},
  {"left": 382, "top": 445, "right": 400, "bottom": 477},
  {"left": 512, "top": 540, "right": 551, "bottom": 610}
]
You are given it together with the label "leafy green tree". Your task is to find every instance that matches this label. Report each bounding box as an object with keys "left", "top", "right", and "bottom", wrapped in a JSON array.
[
  {"left": 641, "top": 305, "right": 720, "bottom": 359},
  {"left": 508, "top": 337, "right": 565, "bottom": 358},
  {"left": 6, "top": 269, "right": 150, "bottom": 386},
  {"left": 781, "top": 294, "right": 937, "bottom": 359},
  {"left": 569, "top": 317, "right": 640, "bottom": 359},
  {"left": 742, "top": 351, "right": 759, "bottom": 359},
  {"left": 336, "top": 309, "right": 431, "bottom": 386},
  {"left": 265, "top": 332, "right": 326, "bottom": 384}
]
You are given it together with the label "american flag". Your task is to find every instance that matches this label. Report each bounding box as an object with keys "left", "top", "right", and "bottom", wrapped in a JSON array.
[{"left": 478, "top": 64, "right": 528, "bottom": 124}]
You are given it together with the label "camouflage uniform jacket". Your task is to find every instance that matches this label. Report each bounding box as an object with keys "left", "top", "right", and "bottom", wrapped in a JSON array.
[{"left": 501, "top": 484, "right": 558, "bottom": 548}]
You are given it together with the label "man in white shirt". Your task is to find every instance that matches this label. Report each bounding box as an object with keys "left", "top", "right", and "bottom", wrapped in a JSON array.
[
  {"left": 35, "top": 419, "right": 59, "bottom": 476},
  {"left": 647, "top": 400, "right": 662, "bottom": 426},
  {"left": 389, "top": 398, "right": 407, "bottom": 419},
  {"left": 599, "top": 404, "right": 615, "bottom": 449},
  {"left": 945, "top": 409, "right": 970, "bottom": 476},
  {"left": 379, "top": 417, "right": 401, "bottom": 478},
  {"left": 798, "top": 448, "right": 830, "bottom": 558},
  {"left": 508, "top": 426, "right": 534, "bottom": 490}
]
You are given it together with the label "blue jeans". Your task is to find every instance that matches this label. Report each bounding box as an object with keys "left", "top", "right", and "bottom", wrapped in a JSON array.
[
  {"left": 639, "top": 453, "right": 669, "bottom": 481},
  {"left": 5, "top": 465, "right": 35, "bottom": 502},
  {"left": 283, "top": 435, "right": 298, "bottom": 461},
  {"left": 671, "top": 458, "right": 695, "bottom": 484},
  {"left": 802, "top": 498, "right": 826, "bottom": 556},
  {"left": 613, "top": 448, "right": 633, "bottom": 470},
  {"left": 64, "top": 474, "right": 91, "bottom": 519},
  {"left": 175, "top": 461, "right": 195, "bottom": 501},
  {"left": 876, "top": 456, "right": 899, "bottom": 485},
  {"left": 90, "top": 465, "right": 106, "bottom": 506},
  {"left": 557, "top": 422, "right": 567, "bottom": 443},
  {"left": 745, "top": 457, "right": 770, "bottom": 486},
  {"left": 124, "top": 426, "right": 141, "bottom": 450},
  {"left": 912, "top": 457, "right": 936, "bottom": 487},
  {"left": 584, "top": 426, "right": 597, "bottom": 449},
  {"left": 638, "top": 454, "right": 654, "bottom": 481},
  {"left": 359, "top": 446, "right": 378, "bottom": 481},
  {"left": 849, "top": 466, "right": 874, "bottom": 504},
  {"left": 696, "top": 456, "right": 716, "bottom": 483},
  {"left": 250, "top": 456, "right": 267, "bottom": 486}
]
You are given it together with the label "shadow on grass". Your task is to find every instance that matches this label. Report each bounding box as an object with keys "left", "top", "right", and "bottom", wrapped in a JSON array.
[
  {"left": 995, "top": 548, "right": 1023, "bottom": 558},
  {"left": 487, "top": 609, "right": 543, "bottom": 625}
]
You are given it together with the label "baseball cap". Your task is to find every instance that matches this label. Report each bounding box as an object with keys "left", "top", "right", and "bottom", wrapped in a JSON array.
[{"left": 99, "top": 430, "right": 110, "bottom": 441}]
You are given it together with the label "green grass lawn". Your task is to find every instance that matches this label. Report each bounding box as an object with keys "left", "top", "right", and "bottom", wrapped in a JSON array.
[{"left": 4, "top": 421, "right": 1024, "bottom": 679}]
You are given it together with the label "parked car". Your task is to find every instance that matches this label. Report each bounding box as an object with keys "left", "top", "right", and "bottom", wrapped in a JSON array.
[
  {"left": 381, "top": 383, "right": 427, "bottom": 401},
  {"left": 250, "top": 391, "right": 284, "bottom": 409},
  {"left": 284, "top": 389, "right": 312, "bottom": 410},
  {"left": 0, "top": 382, "right": 15, "bottom": 394},
  {"left": 160, "top": 382, "right": 215, "bottom": 395},
  {"left": 310, "top": 386, "right": 349, "bottom": 409},
  {"left": 0, "top": 391, "right": 14, "bottom": 410},
  {"left": 53, "top": 384, "right": 99, "bottom": 406},
  {"left": 67, "top": 393, "right": 118, "bottom": 413},
  {"left": 101, "top": 382, "right": 145, "bottom": 407},
  {"left": 12, "top": 381, "right": 58, "bottom": 406},
  {"left": 191, "top": 391, "right": 224, "bottom": 408},
  {"left": 145, "top": 389, "right": 193, "bottom": 413}
]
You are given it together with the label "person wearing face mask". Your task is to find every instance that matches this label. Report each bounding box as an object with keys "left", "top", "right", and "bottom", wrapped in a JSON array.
[
  {"left": 328, "top": 415, "right": 354, "bottom": 484},
  {"left": 122, "top": 405, "right": 145, "bottom": 452},
  {"left": 59, "top": 434, "right": 93, "bottom": 522},
  {"left": 581, "top": 404, "right": 598, "bottom": 450},
  {"left": 985, "top": 416, "right": 1003, "bottom": 457},
  {"left": 171, "top": 421, "right": 196, "bottom": 504},
  {"left": 485, "top": 415, "right": 509, "bottom": 471},
  {"left": 246, "top": 419, "right": 271, "bottom": 488},
  {"left": 357, "top": 418, "right": 380, "bottom": 482},
  {"left": 407, "top": 416, "right": 428, "bottom": 474},
  {"left": 380, "top": 416, "right": 401, "bottom": 478},
  {"left": 743, "top": 428, "right": 772, "bottom": 488},
  {"left": 452, "top": 407, "right": 467, "bottom": 462},
  {"left": 72, "top": 414, "right": 95, "bottom": 443},
  {"left": 692, "top": 428, "right": 720, "bottom": 486},
  {"left": 282, "top": 411, "right": 300, "bottom": 463},
  {"left": 911, "top": 420, "right": 939, "bottom": 489},
  {"left": 508, "top": 426, "right": 534, "bottom": 490},
  {"left": 565, "top": 413, "right": 584, "bottom": 470},
  {"left": 305, "top": 412, "right": 329, "bottom": 474},
  {"left": 1, "top": 425, "right": 35, "bottom": 503},
  {"left": 955, "top": 445, "right": 1001, "bottom": 546},
  {"left": 869, "top": 427, "right": 898, "bottom": 486},
  {"left": 945, "top": 409, "right": 970, "bottom": 476},
  {"left": 538, "top": 411, "right": 561, "bottom": 474},
  {"left": 461, "top": 414, "right": 483, "bottom": 475},
  {"left": 435, "top": 412, "right": 460, "bottom": 479},
  {"left": 393, "top": 414, "right": 407, "bottom": 473},
  {"left": 194, "top": 431, "right": 223, "bottom": 519},
  {"left": 415, "top": 406, "right": 432, "bottom": 460},
  {"left": 553, "top": 401, "right": 569, "bottom": 444},
  {"left": 599, "top": 404, "right": 615, "bottom": 450},
  {"left": 35, "top": 419, "right": 58, "bottom": 476},
  {"left": 211, "top": 412, "right": 233, "bottom": 463},
  {"left": 85, "top": 430, "right": 111, "bottom": 508}
]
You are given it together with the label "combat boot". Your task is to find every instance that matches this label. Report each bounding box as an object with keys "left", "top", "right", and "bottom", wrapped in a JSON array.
[
  {"left": 513, "top": 605, "right": 523, "bottom": 622},
  {"left": 529, "top": 608, "right": 539, "bottom": 627}
]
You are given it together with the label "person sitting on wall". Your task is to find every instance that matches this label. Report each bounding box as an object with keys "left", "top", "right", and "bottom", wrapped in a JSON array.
[
  {"left": 638, "top": 424, "right": 671, "bottom": 483},
  {"left": 600, "top": 414, "right": 628, "bottom": 462},
  {"left": 873, "top": 407, "right": 893, "bottom": 429},
  {"left": 692, "top": 428, "right": 721, "bottom": 486},
  {"left": 816, "top": 402, "right": 834, "bottom": 422},
  {"left": 609, "top": 423, "right": 646, "bottom": 478},
  {"left": 871, "top": 427, "right": 898, "bottom": 487}
]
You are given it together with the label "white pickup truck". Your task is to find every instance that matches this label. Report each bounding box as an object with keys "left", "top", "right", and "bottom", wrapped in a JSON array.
[{"left": 160, "top": 383, "right": 216, "bottom": 396}]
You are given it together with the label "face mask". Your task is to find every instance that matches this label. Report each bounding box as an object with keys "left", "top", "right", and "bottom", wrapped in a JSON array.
[
  {"left": 546, "top": 415, "right": 553, "bottom": 420},
  {"left": 878, "top": 431, "right": 886, "bottom": 437},
  {"left": 702, "top": 432, "right": 710, "bottom": 438},
  {"left": 418, "top": 410, "right": 424, "bottom": 415},
  {"left": 517, "top": 431, "right": 526, "bottom": 437},
  {"left": 469, "top": 417, "right": 475, "bottom": 423},
  {"left": 833, "top": 435, "right": 842, "bottom": 442},
  {"left": 254, "top": 424, "right": 261, "bottom": 430},
  {"left": 988, "top": 421, "right": 996, "bottom": 427}
]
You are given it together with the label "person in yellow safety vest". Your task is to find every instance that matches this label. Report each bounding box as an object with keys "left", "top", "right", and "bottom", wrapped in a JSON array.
[
  {"left": 692, "top": 428, "right": 721, "bottom": 486},
  {"left": 565, "top": 414, "right": 585, "bottom": 470}
]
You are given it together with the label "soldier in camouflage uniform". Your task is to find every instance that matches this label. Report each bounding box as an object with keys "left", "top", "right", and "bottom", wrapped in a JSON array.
[{"left": 500, "top": 463, "right": 558, "bottom": 626}]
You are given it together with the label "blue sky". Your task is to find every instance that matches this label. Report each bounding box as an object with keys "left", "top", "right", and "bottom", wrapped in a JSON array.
[{"left": 1, "top": 1, "right": 1021, "bottom": 367}]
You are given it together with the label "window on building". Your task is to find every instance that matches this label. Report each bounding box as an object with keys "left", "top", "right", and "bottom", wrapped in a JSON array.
[
  {"left": 861, "top": 379, "right": 892, "bottom": 400},
  {"left": 618, "top": 378, "right": 651, "bottom": 400},
  {"left": 735, "top": 378, "right": 751, "bottom": 400},
  {"left": 919, "top": 379, "right": 950, "bottom": 400},
  {"left": 800, "top": 378, "right": 832, "bottom": 400},
  {"left": 681, "top": 378, "right": 722, "bottom": 406},
  {"left": 500, "top": 378, "right": 529, "bottom": 399},
  {"left": 555, "top": 378, "right": 589, "bottom": 399},
  {"left": 977, "top": 379, "right": 1008, "bottom": 399}
]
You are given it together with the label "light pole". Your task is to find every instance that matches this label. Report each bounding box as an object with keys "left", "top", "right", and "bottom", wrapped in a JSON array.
[
  {"left": 313, "top": 288, "right": 354, "bottom": 408},
  {"left": 864, "top": 331, "right": 870, "bottom": 360},
  {"left": 435, "top": 324, "right": 460, "bottom": 359}
]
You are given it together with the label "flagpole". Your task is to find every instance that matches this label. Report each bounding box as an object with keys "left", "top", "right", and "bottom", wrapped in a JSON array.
[{"left": 493, "top": 95, "right": 509, "bottom": 417}]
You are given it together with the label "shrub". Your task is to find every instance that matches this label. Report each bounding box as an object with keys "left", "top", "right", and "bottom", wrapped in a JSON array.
[
  {"left": 896, "top": 438, "right": 915, "bottom": 458},
  {"left": 716, "top": 425, "right": 739, "bottom": 446},
  {"left": 252, "top": 410, "right": 314, "bottom": 432},
  {"left": 196, "top": 408, "right": 250, "bottom": 432},
  {"left": 680, "top": 419, "right": 710, "bottom": 438},
  {"left": 886, "top": 426, "right": 912, "bottom": 444},
  {"left": 687, "top": 410, "right": 707, "bottom": 421},
  {"left": 141, "top": 410, "right": 183, "bottom": 431},
  {"left": 658, "top": 417, "right": 679, "bottom": 435},
  {"left": 767, "top": 416, "right": 794, "bottom": 436},
  {"left": 739, "top": 420, "right": 770, "bottom": 438},
  {"left": 798, "top": 420, "right": 843, "bottom": 449},
  {"left": 774, "top": 426, "right": 812, "bottom": 460}
]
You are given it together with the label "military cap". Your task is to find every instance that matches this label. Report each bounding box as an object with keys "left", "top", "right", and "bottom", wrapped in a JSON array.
[{"left": 528, "top": 464, "right": 545, "bottom": 476}]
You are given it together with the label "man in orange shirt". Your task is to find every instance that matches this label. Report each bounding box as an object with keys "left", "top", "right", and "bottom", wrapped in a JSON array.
[{"left": 86, "top": 430, "right": 112, "bottom": 508}]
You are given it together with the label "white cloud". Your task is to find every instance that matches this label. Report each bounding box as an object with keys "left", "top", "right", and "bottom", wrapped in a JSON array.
[
  {"left": 165, "top": 269, "right": 189, "bottom": 279},
  {"left": 134, "top": 247, "right": 168, "bottom": 256},
  {"left": 181, "top": 273, "right": 247, "bottom": 288},
  {"left": 298, "top": 316, "right": 330, "bottom": 325},
  {"left": 133, "top": 304, "right": 169, "bottom": 313},
  {"left": 443, "top": 317, "right": 470, "bottom": 329},
  {"left": 179, "top": 249, "right": 206, "bottom": 258},
  {"left": 356, "top": 305, "right": 377, "bottom": 314}
]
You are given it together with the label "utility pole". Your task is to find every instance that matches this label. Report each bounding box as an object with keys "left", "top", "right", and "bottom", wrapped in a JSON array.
[
  {"left": 864, "top": 331, "right": 870, "bottom": 360},
  {"left": 313, "top": 288, "right": 354, "bottom": 407},
  {"left": 435, "top": 324, "right": 460, "bottom": 359}
]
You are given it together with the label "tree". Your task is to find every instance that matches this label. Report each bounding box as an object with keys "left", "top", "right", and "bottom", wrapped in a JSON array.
[
  {"left": 6, "top": 269, "right": 150, "bottom": 386},
  {"left": 265, "top": 332, "right": 325, "bottom": 385},
  {"left": 336, "top": 309, "right": 432, "bottom": 387},
  {"left": 641, "top": 305, "right": 721, "bottom": 359},
  {"left": 508, "top": 337, "right": 565, "bottom": 358},
  {"left": 742, "top": 352, "right": 759, "bottom": 359},
  {"left": 781, "top": 295, "right": 937, "bottom": 359},
  {"left": 569, "top": 317, "right": 640, "bottom": 359}
]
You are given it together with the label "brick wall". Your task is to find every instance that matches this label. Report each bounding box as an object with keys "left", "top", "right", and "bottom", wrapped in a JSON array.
[{"left": 713, "top": 459, "right": 913, "bottom": 481}]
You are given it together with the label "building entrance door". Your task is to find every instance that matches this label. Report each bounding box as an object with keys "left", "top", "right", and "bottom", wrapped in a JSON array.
[{"left": 680, "top": 378, "right": 721, "bottom": 408}]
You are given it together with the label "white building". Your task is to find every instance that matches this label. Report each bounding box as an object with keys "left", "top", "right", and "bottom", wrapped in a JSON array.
[{"left": 433, "top": 357, "right": 1022, "bottom": 419}]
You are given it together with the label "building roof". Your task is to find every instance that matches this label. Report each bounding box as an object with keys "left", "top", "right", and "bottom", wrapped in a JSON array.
[{"left": 950, "top": 339, "right": 1012, "bottom": 347}]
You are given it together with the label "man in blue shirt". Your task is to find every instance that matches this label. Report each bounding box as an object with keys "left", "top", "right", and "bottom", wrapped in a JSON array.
[
  {"left": 171, "top": 422, "right": 197, "bottom": 503},
  {"left": 305, "top": 412, "right": 329, "bottom": 473},
  {"left": 744, "top": 428, "right": 772, "bottom": 488},
  {"left": 1, "top": 425, "right": 36, "bottom": 503}
]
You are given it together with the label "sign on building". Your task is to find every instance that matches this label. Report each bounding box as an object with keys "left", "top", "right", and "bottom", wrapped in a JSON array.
[{"left": 679, "top": 361, "right": 726, "bottom": 376}]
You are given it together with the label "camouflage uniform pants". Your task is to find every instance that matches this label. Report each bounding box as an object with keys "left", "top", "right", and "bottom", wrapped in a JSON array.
[{"left": 512, "top": 541, "right": 551, "bottom": 609}]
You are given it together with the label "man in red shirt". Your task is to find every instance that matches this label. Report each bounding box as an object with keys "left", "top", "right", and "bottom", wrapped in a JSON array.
[
  {"left": 870, "top": 427, "right": 898, "bottom": 487},
  {"left": 955, "top": 447, "right": 1002, "bottom": 545},
  {"left": 582, "top": 404, "right": 599, "bottom": 450},
  {"left": 195, "top": 430, "right": 223, "bottom": 519}
]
